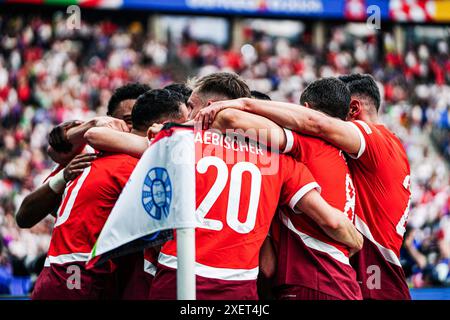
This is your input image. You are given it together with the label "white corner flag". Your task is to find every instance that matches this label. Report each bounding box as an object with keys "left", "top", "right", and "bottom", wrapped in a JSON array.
[{"left": 88, "top": 125, "right": 197, "bottom": 299}]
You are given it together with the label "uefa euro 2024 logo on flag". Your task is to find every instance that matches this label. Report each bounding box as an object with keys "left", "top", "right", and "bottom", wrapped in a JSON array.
[{"left": 142, "top": 167, "right": 172, "bottom": 220}]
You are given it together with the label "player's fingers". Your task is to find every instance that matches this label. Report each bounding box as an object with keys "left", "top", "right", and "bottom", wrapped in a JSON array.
[
  {"left": 194, "top": 113, "right": 202, "bottom": 130},
  {"left": 70, "top": 155, "right": 96, "bottom": 166},
  {"left": 194, "top": 110, "right": 202, "bottom": 123},
  {"left": 64, "top": 120, "right": 83, "bottom": 131},
  {"left": 69, "top": 162, "right": 92, "bottom": 170},
  {"left": 203, "top": 112, "right": 210, "bottom": 130},
  {"left": 120, "top": 121, "right": 130, "bottom": 132},
  {"left": 209, "top": 108, "right": 218, "bottom": 124},
  {"left": 67, "top": 169, "right": 85, "bottom": 179},
  {"left": 73, "top": 153, "right": 97, "bottom": 160}
]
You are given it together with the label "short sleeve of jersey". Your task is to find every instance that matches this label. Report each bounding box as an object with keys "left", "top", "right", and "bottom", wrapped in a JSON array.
[
  {"left": 279, "top": 155, "right": 321, "bottom": 212},
  {"left": 282, "top": 129, "right": 303, "bottom": 160},
  {"left": 347, "top": 120, "right": 385, "bottom": 171}
]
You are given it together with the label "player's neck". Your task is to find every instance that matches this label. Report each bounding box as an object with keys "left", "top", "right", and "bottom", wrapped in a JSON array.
[{"left": 357, "top": 110, "right": 380, "bottom": 124}]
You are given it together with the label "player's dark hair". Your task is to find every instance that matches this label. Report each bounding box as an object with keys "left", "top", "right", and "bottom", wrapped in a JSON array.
[
  {"left": 107, "top": 83, "right": 151, "bottom": 116},
  {"left": 194, "top": 72, "right": 251, "bottom": 100},
  {"left": 300, "top": 77, "right": 350, "bottom": 120},
  {"left": 250, "top": 90, "right": 271, "bottom": 101},
  {"left": 338, "top": 74, "right": 381, "bottom": 112},
  {"left": 164, "top": 83, "right": 192, "bottom": 104},
  {"left": 131, "top": 89, "right": 185, "bottom": 131}
]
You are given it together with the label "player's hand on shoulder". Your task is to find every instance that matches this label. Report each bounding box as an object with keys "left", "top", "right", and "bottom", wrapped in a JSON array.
[
  {"left": 147, "top": 123, "right": 164, "bottom": 141},
  {"left": 63, "top": 153, "right": 97, "bottom": 181},
  {"left": 195, "top": 98, "right": 246, "bottom": 130},
  {"left": 49, "top": 120, "right": 83, "bottom": 153},
  {"left": 93, "top": 116, "right": 130, "bottom": 132}
]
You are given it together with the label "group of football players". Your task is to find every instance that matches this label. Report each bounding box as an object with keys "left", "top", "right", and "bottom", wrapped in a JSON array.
[{"left": 15, "top": 71, "right": 412, "bottom": 300}]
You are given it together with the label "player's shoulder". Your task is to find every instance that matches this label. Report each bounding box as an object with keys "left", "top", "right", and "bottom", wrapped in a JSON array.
[
  {"left": 361, "top": 121, "right": 405, "bottom": 152},
  {"left": 296, "top": 131, "right": 343, "bottom": 157},
  {"left": 95, "top": 152, "right": 139, "bottom": 167}
]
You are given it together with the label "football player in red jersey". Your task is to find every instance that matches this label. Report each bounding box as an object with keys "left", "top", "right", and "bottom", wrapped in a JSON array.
[
  {"left": 149, "top": 73, "right": 363, "bottom": 300},
  {"left": 16, "top": 83, "right": 151, "bottom": 229},
  {"left": 197, "top": 73, "right": 412, "bottom": 300},
  {"left": 150, "top": 125, "right": 363, "bottom": 300},
  {"left": 198, "top": 78, "right": 362, "bottom": 300},
  {"left": 16, "top": 83, "right": 151, "bottom": 298},
  {"left": 47, "top": 83, "right": 152, "bottom": 165},
  {"left": 31, "top": 89, "right": 189, "bottom": 300},
  {"left": 16, "top": 152, "right": 97, "bottom": 229}
]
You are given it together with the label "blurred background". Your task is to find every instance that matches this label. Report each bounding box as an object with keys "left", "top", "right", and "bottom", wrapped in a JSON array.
[{"left": 0, "top": 0, "right": 449, "bottom": 299}]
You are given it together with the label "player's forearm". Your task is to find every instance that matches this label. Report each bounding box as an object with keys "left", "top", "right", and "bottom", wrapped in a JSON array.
[
  {"left": 16, "top": 183, "right": 62, "bottom": 228},
  {"left": 297, "top": 191, "right": 363, "bottom": 253},
  {"left": 212, "top": 108, "right": 287, "bottom": 151},
  {"left": 242, "top": 98, "right": 325, "bottom": 136},
  {"left": 320, "top": 211, "right": 363, "bottom": 254},
  {"left": 84, "top": 127, "right": 148, "bottom": 158},
  {"left": 66, "top": 119, "right": 95, "bottom": 147},
  {"left": 242, "top": 98, "right": 360, "bottom": 155}
]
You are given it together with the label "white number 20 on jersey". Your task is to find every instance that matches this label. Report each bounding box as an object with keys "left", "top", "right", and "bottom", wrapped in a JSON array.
[{"left": 196, "top": 156, "right": 262, "bottom": 234}]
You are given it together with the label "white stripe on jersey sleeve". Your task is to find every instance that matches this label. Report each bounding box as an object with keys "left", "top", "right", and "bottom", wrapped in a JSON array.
[
  {"left": 282, "top": 128, "right": 294, "bottom": 154},
  {"left": 288, "top": 182, "right": 321, "bottom": 214},
  {"left": 346, "top": 122, "right": 366, "bottom": 159}
]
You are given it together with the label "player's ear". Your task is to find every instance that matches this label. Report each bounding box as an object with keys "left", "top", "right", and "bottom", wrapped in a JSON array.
[
  {"left": 303, "top": 102, "right": 311, "bottom": 109},
  {"left": 348, "top": 99, "right": 362, "bottom": 120}
]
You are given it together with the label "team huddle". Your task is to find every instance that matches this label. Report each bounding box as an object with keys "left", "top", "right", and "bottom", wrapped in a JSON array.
[{"left": 16, "top": 72, "right": 412, "bottom": 300}]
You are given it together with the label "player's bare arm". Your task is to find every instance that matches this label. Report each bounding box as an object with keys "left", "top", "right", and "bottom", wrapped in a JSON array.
[
  {"left": 16, "top": 153, "right": 96, "bottom": 228},
  {"left": 84, "top": 127, "right": 149, "bottom": 158},
  {"left": 48, "top": 117, "right": 129, "bottom": 164},
  {"left": 15, "top": 183, "right": 62, "bottom": 228},
  {"left": 65, "top": 116, "right": 130, "bottom": 148},
  {"left": 47, "top": 120, "right": 84, "bottom": 165},
  {"left": 210, "top": 108, "right": 288, "bottom": 151},
  {"left": 198, "top": 98, "right": 362, "bottom": 156},
  {"left": 296, "top": 190, "right": 363, "bottom": 255}
]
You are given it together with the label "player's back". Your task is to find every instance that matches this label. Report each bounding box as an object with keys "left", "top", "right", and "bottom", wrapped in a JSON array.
[
  {"left": 348, "top": 120, "right": 411, "bottom": 300},
  {"left": 151, "top": 128, "right": 318, "bottom": 300},
  {"left": 32, "top": 153, "right": 138, "bottom": 300},
  {"left": 273, "top": 131, "right": 361, "bottom": 300}
]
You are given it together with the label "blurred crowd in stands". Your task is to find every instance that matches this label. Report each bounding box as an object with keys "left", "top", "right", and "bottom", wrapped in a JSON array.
[{"left": 0, "top": 12, "right": 449, "bottom": 295}]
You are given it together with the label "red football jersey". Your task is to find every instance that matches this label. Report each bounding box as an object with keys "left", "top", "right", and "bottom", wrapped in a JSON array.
[
  {"left": 272, "top": 130, "right": 361, "bottom": 300},
  {"left": 32, "top": 153, "right": 138, "bottom": 300},
  {"left": 151, "top": 129, "right": 319, "bottom": 300},
  {"left": 348, "top": 120, "right": 411, "bottom": 300},
  {"left": 47, "top": 153, "right": 138, "bottom": 264},
  {"left": 42, "top": 145, "right": 96, "bottom": 184}
]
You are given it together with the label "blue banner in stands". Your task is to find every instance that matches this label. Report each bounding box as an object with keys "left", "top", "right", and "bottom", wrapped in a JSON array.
[{"left": 123, "top": 0, "right": 389, "bottom": 20}]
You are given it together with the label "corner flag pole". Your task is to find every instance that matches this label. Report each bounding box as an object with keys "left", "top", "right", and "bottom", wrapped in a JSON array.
[{"left": 177, "top": 227, "right": 196, "bottom": 300}]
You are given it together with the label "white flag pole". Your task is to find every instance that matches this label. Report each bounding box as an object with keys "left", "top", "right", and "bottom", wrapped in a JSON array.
[{"left": 177, "top": 227, "right": 196, "bottom": 300}]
